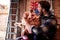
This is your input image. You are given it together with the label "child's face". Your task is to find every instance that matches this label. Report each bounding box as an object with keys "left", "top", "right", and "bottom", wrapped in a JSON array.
[
  {"left": 24, "top": 11, "right": 40, "bottom": 26},
  {"left": 28, "top": 13, "right": 40, "bottom": 25}
]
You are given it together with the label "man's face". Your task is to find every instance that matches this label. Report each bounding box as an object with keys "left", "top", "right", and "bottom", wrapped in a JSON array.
[{"left": 37, "top": 4, "right": 42, "bottom": 13}]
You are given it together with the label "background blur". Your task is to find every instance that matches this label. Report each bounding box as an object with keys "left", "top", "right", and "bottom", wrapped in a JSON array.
[
  {"left": 0, "top": 0, "right": 60, "bottom": 40},
  {"left": 0, "top": 0, "right": 10, "bottom": 40}
]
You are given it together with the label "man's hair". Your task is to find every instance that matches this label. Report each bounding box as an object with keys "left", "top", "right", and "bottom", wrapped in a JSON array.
[{"left": 39, "top": 1, "right": 50, "bottom": 12}]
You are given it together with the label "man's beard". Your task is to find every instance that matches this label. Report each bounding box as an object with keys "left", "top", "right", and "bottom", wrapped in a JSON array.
[{"left": 39, "top": 10, "right": 43, "bottom": 16}]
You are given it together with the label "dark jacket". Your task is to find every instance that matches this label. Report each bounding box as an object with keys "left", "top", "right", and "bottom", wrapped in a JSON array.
[
  {"left": 40, "top": 13, "right": 57, "bottom": 40},
  {"left": 31, "top": 13, "right": 57, "bottom": 40}
]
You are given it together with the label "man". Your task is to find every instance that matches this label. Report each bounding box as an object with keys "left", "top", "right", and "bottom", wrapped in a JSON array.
[{"left": 31, "top": 1, "right": 57, "bottom": 40}]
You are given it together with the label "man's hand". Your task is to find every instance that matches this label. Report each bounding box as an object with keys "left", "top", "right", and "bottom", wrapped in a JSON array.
[{"left": 42, "top": 27, "right": 48, "bottom": 32}]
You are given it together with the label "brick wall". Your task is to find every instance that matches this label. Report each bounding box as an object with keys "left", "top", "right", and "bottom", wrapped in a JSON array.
[
  {"left": 54, "top": 0, "right": 60, "bottom": 40},
  {"left": 54, "top": 0, "right": 60, "bottom": 24}
]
